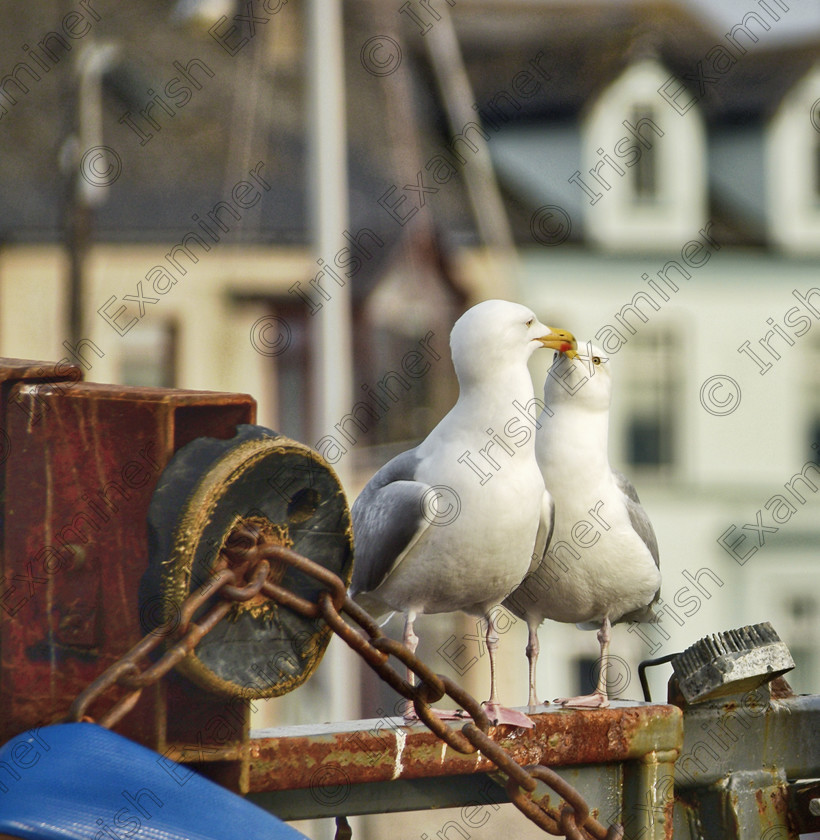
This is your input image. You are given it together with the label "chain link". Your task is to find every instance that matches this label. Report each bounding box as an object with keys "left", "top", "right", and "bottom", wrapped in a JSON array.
[
  {"left": 67, "top": 526, "right": 270, "bottom": 729},
  {"left": 68, "top": 533, "right": 623, "bottom": 839}
]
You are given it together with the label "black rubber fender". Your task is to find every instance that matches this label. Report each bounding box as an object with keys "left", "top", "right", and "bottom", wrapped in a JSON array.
[{"left": 141, "top": 425, "right": 353, "bottom": 698}]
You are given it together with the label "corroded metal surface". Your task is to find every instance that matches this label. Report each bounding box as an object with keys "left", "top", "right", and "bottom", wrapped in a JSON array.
[
  {"left": 248, "top": 702, "right": 683, "bottom": 792},
  {"left": 787, "top": 779, "right": 820, "bottom": 834},
  {"left": 0, "top": 364, "right": 255, "bottom": 750},
  {"left": 674, "top": 687, "right": 820, "bottom": 789},
  {"left": 248, "top": 764, "right": 622, "bottom": 822},
  {"left": 670, "top": 682, "right": 820, "bottom": 839}
]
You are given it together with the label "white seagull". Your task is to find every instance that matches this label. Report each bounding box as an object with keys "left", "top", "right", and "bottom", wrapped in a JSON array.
[
  {"left": 504, "top": 343, "right": 661, "bottom": 708},
  {"left": 350, "top": 300, "right": 575, "bottom": 726}
]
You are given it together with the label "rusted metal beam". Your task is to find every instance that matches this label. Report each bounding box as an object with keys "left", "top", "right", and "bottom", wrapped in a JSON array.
[
  {"left": 673, "top": 689, "right": 820, "bottom": 790},
  {"left": 248, "top": 764, "right": 623, "bottom": 822},
  {"left": 671, "top": 686, "right": 820, "bottom": 840},
  {"left": 248, "top": 702, "right": 682, "bottom": 793},
  {"left": 244, "top": 703, "right": 681, "bottom": 834}
]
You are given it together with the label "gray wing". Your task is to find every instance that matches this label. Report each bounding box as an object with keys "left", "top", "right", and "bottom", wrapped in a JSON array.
[
  {"left": 612, "top": 469, "right": 659, "bottom": 568},
  {"left": 350, "top": 448, "right": 430, "bottom": 596},
  {"left": 613, "top": 469, "right": 660, "bottom": 622},
  {"left": 530, "top": 489, "right": 555, "bottom": 573}
]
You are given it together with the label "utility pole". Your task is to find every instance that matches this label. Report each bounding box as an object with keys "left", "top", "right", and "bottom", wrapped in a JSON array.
[
  {"left": 63, "top": 38, "right": 120, "bottom": 349},
  {"left": 307, "top": 0, "right": 353, "bottom": 490},
  {"left": 306, "top": 0, "right": 358, "bottom": 732}
]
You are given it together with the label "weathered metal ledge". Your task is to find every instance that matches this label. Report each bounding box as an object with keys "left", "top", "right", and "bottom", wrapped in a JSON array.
[
  {"left": 245, "top": 700, "right": 682, "bottom": 832},
  {"left": 248, "top": 701, "right": 682, "bottom": 793}
]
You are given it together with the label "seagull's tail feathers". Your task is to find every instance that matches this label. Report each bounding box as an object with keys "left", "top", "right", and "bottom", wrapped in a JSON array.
[
  {"left": 618, "top": 602, "right": 659, "bottom": 624},
  {"left": 576, "top": 620, "right": 602, "bottom": 631},
  {"left": 350, "top": 589, "right": 395, "bottom": 626}
]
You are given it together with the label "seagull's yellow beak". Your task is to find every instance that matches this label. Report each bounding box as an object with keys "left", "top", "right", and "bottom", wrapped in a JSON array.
[{"left": 538, "top": 328, "right": 578, "bottom": 358}]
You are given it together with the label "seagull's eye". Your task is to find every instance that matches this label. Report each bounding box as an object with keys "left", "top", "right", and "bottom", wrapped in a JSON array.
[
  {"left": 592, "top": 356, "right": 602, "bottom": 365},
  {"left": 525, "top": 317, "right": 534, "bottom": 328}
]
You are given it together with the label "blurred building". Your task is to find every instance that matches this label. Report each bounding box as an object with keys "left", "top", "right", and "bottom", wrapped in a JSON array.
[
  {"left": 455, "top": 1, "right": 820, "bottom": 703},
  {"left": 1, "top": 0, "right": 819, "bottom": 782}
]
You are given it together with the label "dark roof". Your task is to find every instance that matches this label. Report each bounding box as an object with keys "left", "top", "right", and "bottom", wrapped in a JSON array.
[
  {"left": 448, "top": 2, "right": 820, "bottom": 246},
  {"left": 455, "top": 2, "right": 819, "bottom": 124},
  {"left": 0, "top": 0, "right": 817, "bottom": 254}
]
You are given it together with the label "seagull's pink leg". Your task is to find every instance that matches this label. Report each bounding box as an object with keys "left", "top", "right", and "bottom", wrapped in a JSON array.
[
  {"left": 402, "top": 611, "right": 419, "bottom": 719},
  {"left": 482, "top": 612, "right": 534, "bottom": 728},
  {"left": 400, "top": 611, "right": 469, "bottom": 721},
  {"left": 526, "top": 620, "right": 541, "bottom": 709},
  {"left": 555, "top": 616, "right": 612, "bottom": 709}
]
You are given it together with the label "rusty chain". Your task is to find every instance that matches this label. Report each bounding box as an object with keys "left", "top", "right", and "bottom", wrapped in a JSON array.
[
  {"left": 68, "top": 526, "right": 622, "bottom": 840},
  {"left": 67, "top": 526, "right": 272, "bottom": 729}
]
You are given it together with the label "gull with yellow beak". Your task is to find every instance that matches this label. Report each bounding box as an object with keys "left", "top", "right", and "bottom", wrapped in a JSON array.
[
  {"left": 504, "top": 343, "right": 661, "bottom": 708},
  {"left": 351, "top": 300, "right": 576, "bottom": 727}
]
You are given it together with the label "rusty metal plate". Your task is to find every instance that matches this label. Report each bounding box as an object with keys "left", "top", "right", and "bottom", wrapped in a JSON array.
[
  {"left": 143, "top": 425, "right": 354, "bottom": 699},
  {"left": 1, "top": 372, "right": 254, "bottom": 745},
  {"left": 787, "top": 779, "right": 820, "bottom": 833}
]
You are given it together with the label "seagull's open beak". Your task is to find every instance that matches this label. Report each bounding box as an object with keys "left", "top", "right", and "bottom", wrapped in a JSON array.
[{"left": 538, "top": 328, "right": 578, "bottom": 358}]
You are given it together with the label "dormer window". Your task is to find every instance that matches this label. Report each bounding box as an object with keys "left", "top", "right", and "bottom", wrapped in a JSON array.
[
  {"left": 814, "top": 130, "right": 820, "bottom": 204},
  {"left": 631, "top": 106, "right": 659, "bottom": 201},
  {"left": 581, "top": 58, "right": 707, "bottom": 252},
  {"left": 767, "top": 63, "right": 820, "bottom": 253}
]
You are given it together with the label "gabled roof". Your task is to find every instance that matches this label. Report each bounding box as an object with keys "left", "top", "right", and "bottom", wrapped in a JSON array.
[
  {"left": 455, "top": 2, "right": 819, "bottom": 125},
  {"left": 447, "top": 2, "right": 820, "bottom": 246},
  {"left": 0, "top": 0, "right": 817, "bottom": 254}
]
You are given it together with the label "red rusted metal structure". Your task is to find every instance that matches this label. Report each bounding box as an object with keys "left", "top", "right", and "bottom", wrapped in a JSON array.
[{"left": 0, "top": 358, "right": 256, "bottom": 790}]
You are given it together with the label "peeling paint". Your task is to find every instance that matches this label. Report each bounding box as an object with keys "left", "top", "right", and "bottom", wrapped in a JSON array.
[{"left": 392, "top": 728, "right": 407, "bottom": 780}]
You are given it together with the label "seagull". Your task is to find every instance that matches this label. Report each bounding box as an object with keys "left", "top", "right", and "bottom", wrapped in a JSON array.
[
  {"left": 350, "top": 300, "right": 576, "bottom": 727},
  {"left": 503, "top": 343, "right": 661, "bottom": 708}
]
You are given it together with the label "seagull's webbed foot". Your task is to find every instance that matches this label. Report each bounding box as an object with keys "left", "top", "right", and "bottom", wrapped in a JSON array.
[
  {"left": 527, "top": 688, "right": 550, "bottom": 713},
  {"left": 553, "top": 692, "right": 609, "bottom": 709},
  {"left": 481, "top": 613, "right": 534, "bottom": 728},
  {"left": 482, "top": 701, "right": 535, "bottom": 729}
]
